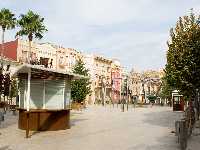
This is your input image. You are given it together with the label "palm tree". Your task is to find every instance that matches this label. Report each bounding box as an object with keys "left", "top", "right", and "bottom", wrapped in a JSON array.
[
  {"left": 0, "top": 8, "right": 16, "bottom": 60},
  {"left": 16, "top": 10, "right": 47, "bottom": 63}
]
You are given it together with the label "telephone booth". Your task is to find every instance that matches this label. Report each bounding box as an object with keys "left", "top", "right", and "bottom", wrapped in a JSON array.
[{"left": 172, "top": 90, "right": 184, "bottom": 111}]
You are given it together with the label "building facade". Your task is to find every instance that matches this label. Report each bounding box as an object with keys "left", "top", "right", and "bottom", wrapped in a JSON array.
[
  {"left": 84, "top": 54, "right": 119, "bottom": 104},
  {"left": 128, "top": 69, "right": 142, "bottom": 100},
  {"left": 93, "top": 56, "right": 112, "bottom": 104},
  {"left": 111, "top": 59, "right": 122, "bottom": 103},
  {"left": 1, "top": 39, "right": 124, "bottom": 105},
  {"left": 128, "top": 69, "right": 163, "bottom": 103},
  {"left": 0, "top": 39, "right": 82, "bottom": 72}
]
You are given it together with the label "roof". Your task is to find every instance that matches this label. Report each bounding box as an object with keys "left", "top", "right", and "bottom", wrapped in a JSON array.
[
  {"left": 0, "top": 39, "right": 18, "bottom": 61},
  {"left": 12, "top": 64, "right": 87, "bottom": 80},
  {"left": 94, "top": 55, "right": 112, "bottom": 63},
  {"left": 0, "top": 57, "right": 20, "bottom": 65}
]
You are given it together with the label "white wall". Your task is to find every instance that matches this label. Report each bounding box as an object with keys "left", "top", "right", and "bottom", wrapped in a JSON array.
[{"left": 19, "top": 78, "right": 71, "bottom": 110}]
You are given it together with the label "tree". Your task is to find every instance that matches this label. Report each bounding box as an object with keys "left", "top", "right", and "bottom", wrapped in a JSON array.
[
  {"left": 147, "top": 95, "right": 157, "bottom": 102},
  {"left": 165, "top": 10, "right": 200, "bottom": 100},
  {"left": 0, "top": 8, "right": 16, "bottom": 60},
  {"left": 16, "top": 10, "right": 47, "bottom": 63},
  {"left": 3, "top": 73, "right": 10, "bottom": 101},
  {"left": 71, "top": 59, "right": 91, "bottom": 103},
  {"left": 0, "top": 67, "right": 3, "bottom": 101},
  {"left": 158, "top": 75, "right": 173, "bottom": 103},
  {"left": 9, "top": 79, "right": 18, "bottom": 104}
]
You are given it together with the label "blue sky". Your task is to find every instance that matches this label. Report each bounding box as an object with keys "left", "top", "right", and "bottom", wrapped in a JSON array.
[{"left": 1, "top": 0, "right": 200, "bottom": 71}]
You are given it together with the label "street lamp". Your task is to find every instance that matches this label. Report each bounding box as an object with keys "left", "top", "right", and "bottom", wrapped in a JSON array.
[{"left": 100, "top": 75, "right": 106, "bottom": 106}]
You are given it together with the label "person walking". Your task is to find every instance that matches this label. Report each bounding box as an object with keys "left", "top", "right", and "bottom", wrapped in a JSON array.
[{"left": 133, "top": 96, "right": 137, "bottom": 108}]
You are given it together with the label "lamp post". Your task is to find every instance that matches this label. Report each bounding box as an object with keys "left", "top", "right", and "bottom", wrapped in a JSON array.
[
  {"left": 126, "top": 76, "right": 129, "bottom": 111},
  {"left": 101, "top": 75, "right": 106, "bottom": 106}
]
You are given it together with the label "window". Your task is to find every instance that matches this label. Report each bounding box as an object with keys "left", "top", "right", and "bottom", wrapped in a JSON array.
[{"left": 174, "top": 97, "right": 180, "bottom": 104}]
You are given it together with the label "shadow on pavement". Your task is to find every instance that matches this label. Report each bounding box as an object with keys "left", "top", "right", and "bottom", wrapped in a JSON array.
[
  {"left": 142, "top": 109, "right": 183, "bottom": 128},
  {"left": 0, "top": 112, "right": 18, "bottom": 129},
  {"left": 70, "top": 118, "right": 88, "bottom": 127},
  {"left": 0, "top": 145, "right": 11, "bottom": 150},
  {"left": 71, "top": 111, "right": 84, "bottom": 115},
  {"left": 126, "top": 134, "right": 179, "bottom": 150},
  {"left": 146, "top": 134, "right": 180, "bottom": 150}
]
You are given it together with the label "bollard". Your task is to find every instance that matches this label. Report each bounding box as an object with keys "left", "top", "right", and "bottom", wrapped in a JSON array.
[
  {"left": 3, "top": 107, "right": 6, "bottom": 114},
  {"left": 179, "top": 119, "right": 187, "bottom": 150},
  {"left": 175, "top": 120, "right": 180, "bottom": 136},
  {"left": 0, "top": 111, "right": 4, "bottom": 122},
  {"left": 12, "top": 110, "right": 16, "bottom": 116},
  {"left": 122, "top": 102, "right": 124, "bottom": 112}
]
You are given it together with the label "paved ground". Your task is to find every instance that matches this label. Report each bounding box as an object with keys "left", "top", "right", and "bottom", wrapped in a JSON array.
[
  {"left": 187, "top": 120, "right": 200, "bottom": 150},
  {"left": 0, "top": 105, "right": 183, "bottom": 150}
]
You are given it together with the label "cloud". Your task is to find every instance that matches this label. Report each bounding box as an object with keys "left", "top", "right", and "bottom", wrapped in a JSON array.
[{"left": 0, "top": 0, "right": 200, "bottom": 71}]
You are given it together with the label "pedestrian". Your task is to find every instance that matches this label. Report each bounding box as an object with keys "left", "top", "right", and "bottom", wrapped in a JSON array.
[
  {"left": 150, "top": 100, "right": 155, "bottom": 107},
  {"left": 49, "top": 59, "right": 53, "bottom": 68},
  {"left": 133, "top": 96, "right": 137, "bottom": 108}
]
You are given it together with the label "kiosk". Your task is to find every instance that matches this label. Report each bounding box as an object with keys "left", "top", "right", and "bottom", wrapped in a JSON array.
[{"left": 12, "top": 64, "right": 85, "bottom": 137}]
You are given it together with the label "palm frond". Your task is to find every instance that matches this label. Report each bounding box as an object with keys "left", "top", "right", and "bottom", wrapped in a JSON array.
[
  {"left": 0, "top": 8, "right": 16, "bottom": 30},
  {"left": 16, "top": 10, "right": 47, "bottom": 40}
]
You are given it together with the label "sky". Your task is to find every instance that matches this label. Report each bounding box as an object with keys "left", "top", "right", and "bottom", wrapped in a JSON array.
[{"left": 1, "top": 0, "right": 200, "bottom": 71}]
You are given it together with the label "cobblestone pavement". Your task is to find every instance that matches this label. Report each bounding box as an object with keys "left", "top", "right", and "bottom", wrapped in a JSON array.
[{"left": 0, "top": 105, "right": 182, "bottom": 150}]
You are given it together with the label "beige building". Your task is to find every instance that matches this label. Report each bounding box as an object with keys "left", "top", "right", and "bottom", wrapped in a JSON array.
[
  {"left": 84, "top": 54, "right": 113, "bottom": 104},
  {"left": 141, "top": 70, "right": 162, "bottom": 96},
  {"left": 128, "top": 69, "right": 141, "bottom": 97},
  {"left": 94, "top": 56, "right": 112, "bottom": 104},
  {"left": 1, "top": 39, "right": 123, "bottom": 105},
  {"left": 1, "top": 39, "right": 83, "bottom": 72},
  {"left": 128, "top": 69, "right": 163, "bottom": 103},
  {"left": 83, "top": 54, "right": 96, "bottom": 104}
]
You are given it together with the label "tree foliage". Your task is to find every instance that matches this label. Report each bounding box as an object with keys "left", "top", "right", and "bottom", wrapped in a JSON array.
[
  {"left": 71, "top": 59, "right": 91, "bottom": 103},
  {"left": 165, "top": 10, "right": 200, "bottom": 99},
  {"left": 0, "top": 8, "right": 16, "bottom": 59},
  {"left": 158, "top": 75, "right": 173, "bottom": 100},
  {"left": 0, "top": 67, "right": 3, "bottom": 101},
  {"left": 16, "top": 10, "right": 47, "bottom": 63},
  {"left": 0, "top": 8, "right": 16, "bottom": 32},
  {"left": 9, "top": 79, "right": 17, "bottom": 98},
  {"left": 16, "top": 10, "right": 47, "bottom": 41},
  {"left": 0, "top": 64, "right": 17, "bottom": 101},
  {"left": 3, "top": 73, "right": 10, "bottom": 96}
]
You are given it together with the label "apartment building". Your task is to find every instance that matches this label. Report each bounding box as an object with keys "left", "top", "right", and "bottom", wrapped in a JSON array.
[
  {"left": 94, "top": 56, "right": 113, "bottom": 104},
  {"left": 128, "top": 69, "right": 163, "bottom": 103},
  {"left": 83, "top": 54, "right": 114, "bottom": 104},
  {"left": 111, "top": 59, "right": 122, "bottom": 103},
  {"left": 1, "top": 39, "right": 123, "bottom": 105},
  {"left": 0, "top": 39, "right": 82, "bottom": 72},
  {"left": 128, "top": 69, "right": 141, "bottom": 98},
  {"left": 83, "top": 54, "right": 96, "bottom": 104}
]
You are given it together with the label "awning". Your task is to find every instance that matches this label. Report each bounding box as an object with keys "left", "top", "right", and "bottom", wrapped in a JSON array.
[{"left": 12, "top": 64, "right": 88, "bottom": 80}]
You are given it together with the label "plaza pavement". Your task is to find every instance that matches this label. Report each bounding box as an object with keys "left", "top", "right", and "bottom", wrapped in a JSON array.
[{"left": 0, "top": 105, "right": 184, "bottom": 150}]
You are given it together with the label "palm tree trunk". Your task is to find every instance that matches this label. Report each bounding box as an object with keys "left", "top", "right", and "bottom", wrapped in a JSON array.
[
  {"left": 0, "top": 29, "right": 5, "bottom": 102},
  {"left": 28, "top": 33, "right": 33, "bottom": 64},
  {"left": 28, "top": 40, "right": 31, "bottom": 64},
  {"left": 1, "top": 28, "right": 5, "bottom": 60}
]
